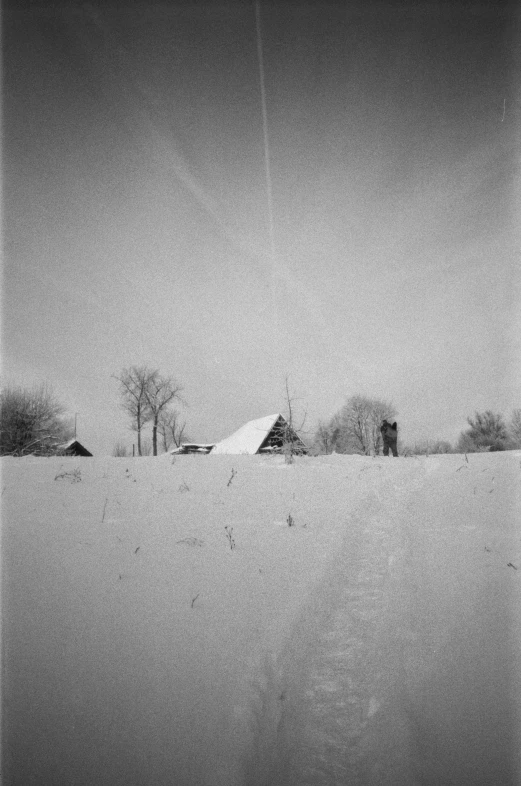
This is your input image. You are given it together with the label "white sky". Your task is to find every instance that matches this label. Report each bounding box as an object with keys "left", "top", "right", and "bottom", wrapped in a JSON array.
[{"left": 3, "top": 1, "right": 521, "bottom": 454}]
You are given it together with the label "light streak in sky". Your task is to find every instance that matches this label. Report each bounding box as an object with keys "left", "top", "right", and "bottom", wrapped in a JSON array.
[
  {"left": 80, "top": 3, "right": 331, "bottom": 337},
  {"left": 255, "top": 1, "right": 277, "bottom": 266},
  {"left": 255, "top": 1, "right": 283, "bottom": 332}
]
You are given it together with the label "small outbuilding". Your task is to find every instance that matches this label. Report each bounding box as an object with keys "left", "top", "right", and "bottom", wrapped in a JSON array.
[
  {"left": 56, "top": 439, "right": 93, "bottom": 457},
  {"left": 170, "top": 443, "right": 215, "bottom": 455},
  {"left": 211, "top": 414, "right": 308, "bottom": 455}
]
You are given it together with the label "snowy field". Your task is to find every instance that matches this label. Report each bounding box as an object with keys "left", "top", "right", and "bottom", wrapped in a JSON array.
[{"left": 2, "top": 451, "right": 521, "bottom": 786}]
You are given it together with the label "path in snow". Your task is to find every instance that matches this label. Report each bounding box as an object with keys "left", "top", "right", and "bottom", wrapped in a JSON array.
[{"left": 246, "top": 458, "right": 520, "bottom": 786}]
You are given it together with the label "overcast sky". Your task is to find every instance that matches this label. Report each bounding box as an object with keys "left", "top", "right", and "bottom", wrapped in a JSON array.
[{"left": 3, "top": 0, "right": 520, "bottom": 454}]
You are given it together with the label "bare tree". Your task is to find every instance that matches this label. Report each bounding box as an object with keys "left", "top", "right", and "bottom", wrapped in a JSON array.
[
  {"left": 314, "top": 420, "right": 333, "bottom": 454},
  {"left": 145, "top": 372, "right": 184, "bottom": 455},
  {"left": 342, "top": 396, "right": 371, "bottom": 453},
  {"left": 343, "top": 395, "right": 396, "bottom": 455},
  {"left": 366, "top": 398, "right": 396, "bottom": 455},
  {"left": 157, "top": 409, "right": 189, "bottom": 452},
  {"left": 0, "top": 383, "right": 72, "bottom": 456},
  {"left": 114, "top": 366, "right": 153, "bottom": 456},
  {"left": 273, "top": 376, "right": 308, "bottom": 463},
  {"left": 317, "top": 395, "right": 396, "bottom": 455},
  {"left": 509, "top": 409, "right": 521, "bottom": 447}
]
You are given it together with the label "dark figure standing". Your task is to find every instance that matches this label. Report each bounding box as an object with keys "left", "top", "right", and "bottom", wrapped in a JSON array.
[{"left": 380, "top": 420, "right": 398, "bottom": 457}]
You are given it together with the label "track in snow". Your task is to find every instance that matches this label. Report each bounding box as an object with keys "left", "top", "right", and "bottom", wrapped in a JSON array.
[{"left": 246, "top": 463, "right": 520, "bottom": 786}]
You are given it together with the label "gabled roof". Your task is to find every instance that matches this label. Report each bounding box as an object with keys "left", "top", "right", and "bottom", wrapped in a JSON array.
[
  {"left": 211, "top": 414, "right": 307, "bottom": 455},
  {"left": 211, "top": 414, "right": 281, "bottom": 454},
  {"left": 56, "top": 439, "right": 93, "bottom": 457}
]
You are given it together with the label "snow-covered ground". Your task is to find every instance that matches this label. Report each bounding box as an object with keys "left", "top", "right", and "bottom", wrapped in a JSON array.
[{"left": 2, "top": 451, "right": 520, "bottom": 785}]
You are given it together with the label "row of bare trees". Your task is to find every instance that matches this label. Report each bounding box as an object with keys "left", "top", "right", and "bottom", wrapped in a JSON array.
[
  {"left": 0, "top": 371, "right": 187, "bottom": 457},
  {"left": 407, "top": 410, "right": 521, "bottom": 454},
  {"left": 392, "top": 410, "right": 521, "bottom": 455},
  {"left": 2, "top": 376, "right": 520, "bottom": 458},
  {"left": 313, "top": 399, "right": 521, "bottom": 456},
  {"left": 113, "top": 367, "right": 188, "bottom": 456}
]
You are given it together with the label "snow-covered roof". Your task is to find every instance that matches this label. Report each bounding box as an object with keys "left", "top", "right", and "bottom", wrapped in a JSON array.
[
  {"left": 59, "top": 439, "right": 77, "bottom": 449},
  {"left": 56, "top": 439, "right": 93, "bottom": 456},
  {"left": 211, "top": 414, "right": 284, "bottom": 455}
]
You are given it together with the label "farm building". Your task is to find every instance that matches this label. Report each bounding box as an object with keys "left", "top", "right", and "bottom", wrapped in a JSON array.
[
  {"left": 210, "top": 414, "right": 308, "bottom": 455},
  {"left": 56, "top": 439, "right": 93, "bottom": 457},
  {"left": 170, "top": 443, "right": 215, "bottom": 455}
]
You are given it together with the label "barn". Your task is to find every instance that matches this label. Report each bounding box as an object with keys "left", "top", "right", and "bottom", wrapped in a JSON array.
[
  {"left": 56, "top": 439, "right": 93, "bottom": 457},
  {"left": 210, "top": 414, "right": 308, "bottom": 455}
]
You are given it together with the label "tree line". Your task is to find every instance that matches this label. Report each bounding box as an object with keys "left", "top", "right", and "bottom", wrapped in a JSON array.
[
  {"left": 313, "top": 397, "right": 521, "bottom": 455},
  {"left": 1, "top": 373, "right": 520, "bottom": 456},
  {"left": 0, "top": 367, "right": 187, "bottom": 457}
]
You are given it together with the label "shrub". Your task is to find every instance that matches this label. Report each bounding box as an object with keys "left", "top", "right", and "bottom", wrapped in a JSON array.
[
  {"left": 457, "top": 411, "right": 508, "bottom": 452},
  {"left": 1, "top": 384, "right": 72, "bottom": 456}
]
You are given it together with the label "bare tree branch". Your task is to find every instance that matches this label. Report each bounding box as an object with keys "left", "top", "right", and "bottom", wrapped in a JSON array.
[
  {"left": 144, "top": 372, "right": 184, "bottom": 456},
  {"left": 276, "top": 375, "right": 308, "bottom": 463},
  {"left": 157, "top": 409, "right": 189, "bottom": 452},
  {"left": 113, "top": 366, "right": 154, "bottom": 456}
]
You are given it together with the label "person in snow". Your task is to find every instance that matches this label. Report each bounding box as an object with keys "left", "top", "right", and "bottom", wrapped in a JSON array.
[{"left": 380, "top": 420, "right": 398, "bottom": 457}]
